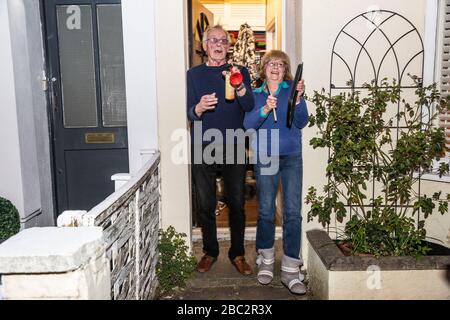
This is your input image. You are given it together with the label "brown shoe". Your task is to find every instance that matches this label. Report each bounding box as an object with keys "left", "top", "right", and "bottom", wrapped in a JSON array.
[
  {"left": 232, "top": 256, "right": 253, "bottom": 275},
  {"left": 197, "top": 255, "right": 217, "bottom": 273}
]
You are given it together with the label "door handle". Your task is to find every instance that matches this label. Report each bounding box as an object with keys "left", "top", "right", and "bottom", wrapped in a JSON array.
[{"left": 50, "top": 77, "right": 60, "bottom": 112}]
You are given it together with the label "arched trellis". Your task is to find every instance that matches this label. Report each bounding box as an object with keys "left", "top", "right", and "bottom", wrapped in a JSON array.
[
  {"left": 328, "top": 10, "right": 425, "bottom": 229},
  {"left": 330, "top": 10, "right": 424, "bottom": 90}
]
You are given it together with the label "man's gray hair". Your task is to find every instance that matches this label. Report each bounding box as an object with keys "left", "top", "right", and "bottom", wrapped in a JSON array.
[{"left": 202, "top": 25, "right": 232, "bottom": 44}]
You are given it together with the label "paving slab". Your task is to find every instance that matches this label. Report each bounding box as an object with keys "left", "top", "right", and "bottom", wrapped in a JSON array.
[{"left": 165, "top": 240, "right": 311, "bottom": 300}]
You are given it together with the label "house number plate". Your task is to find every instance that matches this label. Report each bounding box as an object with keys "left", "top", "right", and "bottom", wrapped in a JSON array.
[{"left": 85, "top": 133, "right": 115, "bottom": 144}]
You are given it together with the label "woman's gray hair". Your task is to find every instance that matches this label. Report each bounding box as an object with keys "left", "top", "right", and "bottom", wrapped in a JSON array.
[{"left": 202, "top": 25, "right": 232, "bottom": 46}]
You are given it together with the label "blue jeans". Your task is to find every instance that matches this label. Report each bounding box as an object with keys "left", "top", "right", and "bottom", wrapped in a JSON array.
[{"left": 255, "top": 154, "right": 303, "bottom": 259}]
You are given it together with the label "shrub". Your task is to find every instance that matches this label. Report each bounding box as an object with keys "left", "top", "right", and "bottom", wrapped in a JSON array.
[
  {"left": 306, "top": 78, "right": 450, "bottom": 257},
  {"left": 156, "top": 226, "right": 197, "bottom": 296},
  {"left": 0, "top": 197, "right": 20, "bottom": 240}
]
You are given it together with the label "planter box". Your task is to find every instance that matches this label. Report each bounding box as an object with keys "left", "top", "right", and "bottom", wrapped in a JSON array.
[{"left": 306, "top": 230, "right": 450, "bottom": 300}]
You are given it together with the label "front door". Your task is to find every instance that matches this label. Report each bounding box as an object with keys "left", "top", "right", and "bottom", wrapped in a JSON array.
[{"left": 44, "top": 0, "right": 129, "bottom": 214}]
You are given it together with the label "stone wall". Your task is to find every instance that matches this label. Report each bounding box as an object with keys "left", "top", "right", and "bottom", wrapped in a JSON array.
[{"left": 59, "top": 154, "right": 161, "bottom": 300}]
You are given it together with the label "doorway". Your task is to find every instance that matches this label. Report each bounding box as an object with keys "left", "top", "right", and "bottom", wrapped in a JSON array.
[
  {"left": 189, "top": 0, "right": 284, "bottom": 230},
  {"left": 43, "top": 0, "right": 129, "bottom": 214}
]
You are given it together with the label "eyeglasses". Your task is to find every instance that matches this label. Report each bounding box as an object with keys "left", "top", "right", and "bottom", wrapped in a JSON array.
[
  {"left": 206, "top": 38, "right": 229, "bottom": 45},
  {"left": 267, "top": 61, "right": 285, "bottom": 69}
]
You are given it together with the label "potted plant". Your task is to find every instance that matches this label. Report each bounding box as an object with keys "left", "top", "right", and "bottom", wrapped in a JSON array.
[
  {"left": 304, "top": 78, "right": 450, "bottom": 299},
  {"left": 0, "top": 197, "right": 20, "bottom": 244}
]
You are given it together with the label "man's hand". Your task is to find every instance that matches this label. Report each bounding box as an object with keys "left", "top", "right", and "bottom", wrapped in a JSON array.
[
  {"left": 195, "top": 93, "right": 218, "bottom": 117},
  {"left": 229, "top": 67, "right": 244, "bottom": 88},
  {"left": 223, "top": 67, "right": 246, "bottom": 97}
]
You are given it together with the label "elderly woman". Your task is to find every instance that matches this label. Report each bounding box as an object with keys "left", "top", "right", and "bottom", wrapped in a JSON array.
[{"left": 244, "top": 50, "right": 309, "bottom": 295}]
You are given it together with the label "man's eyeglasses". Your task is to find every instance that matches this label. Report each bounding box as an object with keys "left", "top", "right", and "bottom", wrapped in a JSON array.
[
  {"left": 267, "top": 62, "right": 285, "bottom": 68},
  {"left": 206, "top": 38, "right": 229, "bottom": 45}
]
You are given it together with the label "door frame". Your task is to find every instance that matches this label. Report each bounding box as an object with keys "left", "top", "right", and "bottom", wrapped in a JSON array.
[
  {"left": 39, "top": 0, "right": 58, "bottom": 223},
  {"left": 186, "top": 0, "right": 290, "bottom": 237}
]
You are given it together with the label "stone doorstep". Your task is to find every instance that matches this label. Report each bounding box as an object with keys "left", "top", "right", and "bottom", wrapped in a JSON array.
[{"left": 306, "top": 229, "right": 450, "bottom": 271}]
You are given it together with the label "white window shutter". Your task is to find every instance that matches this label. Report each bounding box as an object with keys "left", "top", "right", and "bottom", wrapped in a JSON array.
[{"left": 441, "top": 0, "right": 450, "bottom": 157}]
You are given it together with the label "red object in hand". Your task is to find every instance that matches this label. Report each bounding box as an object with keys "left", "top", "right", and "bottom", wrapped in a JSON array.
[{"left": 229, "top": 68, "right": 244, "bottom": 88}]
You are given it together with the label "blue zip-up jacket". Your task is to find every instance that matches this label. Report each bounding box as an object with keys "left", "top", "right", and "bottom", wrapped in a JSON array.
[{"left": 244, "top": 80, "right": 309, "bottom": 157}]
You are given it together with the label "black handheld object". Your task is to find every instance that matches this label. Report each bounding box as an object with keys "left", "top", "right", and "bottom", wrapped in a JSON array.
[{"left": 287, "top": 63, "right": 304, "bottom": 128}]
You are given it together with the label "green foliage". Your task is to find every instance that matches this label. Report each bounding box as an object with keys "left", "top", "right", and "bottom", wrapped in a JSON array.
[
  {"left": 306, "top": 78, "right": 450, "bottom": 257},
  {"left": 0, "top": 197, "right": 20, "bottom": 240},
  {"left": 156, "top": 226, "right": 197, "bottom": 296}
]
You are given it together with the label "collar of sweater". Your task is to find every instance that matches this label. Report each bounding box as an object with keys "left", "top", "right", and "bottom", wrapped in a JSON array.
[{"left": 254, "top": 81, "right": 289, "bottom": 95}]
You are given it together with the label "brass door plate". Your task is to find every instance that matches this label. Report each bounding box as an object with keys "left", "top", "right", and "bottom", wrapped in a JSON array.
[{"left": 85, "top": 133, "right": 115, "bottom": 144}]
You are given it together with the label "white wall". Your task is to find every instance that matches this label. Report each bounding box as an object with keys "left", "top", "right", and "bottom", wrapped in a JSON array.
[
  {"left": 421, "top": 180, "right": 450, "bottom": 247},
  {"left": 122, "top": 0, "right": 159, "bottom": 173},
  {"left": 284, "top": 0, "right": 302, "bottom": 66},
  {"left": 0, "top": 0, "right": 25, "bottom": 216},
  {"left": 8, "top": 0, "right": 42, "bottom": 223},
  {"left": 154, "top": 0, "right": 192, "bottom": 239},
  {"left": 23, "top": 0, "right": 54, "bottom": 227},
  {"left": 122, "top": 0, "right": 191, "bottom": 239},
  {"left": 0, "top": 0, "right": 54, "bottom": 227}
]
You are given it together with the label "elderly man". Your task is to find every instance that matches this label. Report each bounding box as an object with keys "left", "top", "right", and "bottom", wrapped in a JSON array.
[{"left": 187, "top": 25, "right": 255, "bottom": 275}]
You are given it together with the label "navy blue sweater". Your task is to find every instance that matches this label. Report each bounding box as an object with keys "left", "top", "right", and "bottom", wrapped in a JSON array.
[
  {"left": 244, "top": 81, "right": 309, "bottom": 157},
  {"left": 187, "top": 63, "right": 255, "bottom": 145}
]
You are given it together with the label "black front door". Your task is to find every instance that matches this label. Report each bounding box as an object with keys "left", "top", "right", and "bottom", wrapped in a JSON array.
[{"left": 44, "top": 0, "right": 129, "bottom": 214}]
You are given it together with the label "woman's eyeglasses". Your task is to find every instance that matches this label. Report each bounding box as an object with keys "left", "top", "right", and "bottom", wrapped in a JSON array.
[
  {"left": 206, "top": 38, "right": 229, "bottom": 45},
  {"left": 267, "top": 62, "right": 285, "bottom": 69}
]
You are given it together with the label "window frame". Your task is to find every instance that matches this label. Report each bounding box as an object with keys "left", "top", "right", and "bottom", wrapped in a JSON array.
[{"left": 422, "top": 0, "right": 450, "bottom": 182}]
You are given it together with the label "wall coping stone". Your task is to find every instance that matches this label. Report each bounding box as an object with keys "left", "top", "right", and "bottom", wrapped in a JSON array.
[
  {"left": 0, "top": 227, "right": 104, "bottom": 274},
  {"left": 306, "top": 229, "right": 450, "bottom": 271}
]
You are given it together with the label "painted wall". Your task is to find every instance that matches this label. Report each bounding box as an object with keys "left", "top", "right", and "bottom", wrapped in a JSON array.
[
  {"left": 122, "top": 0, "right": 191, "bottom": 239},
  {"left": 421, "top": 179, "right": 450, "bottom": 247},
  {"left": 154, "top": 0, "right": 192, "bottom": 239},
  {"left": 0, "top": 0, "right": 54, "bottom": 227},
  {"left": 284, "top": 0, "right": 302, "bottom": 66},
  {"left": 22, "top": 0, "right": 54, "bottom": 227},
  {"left": 0, "top": 0, "right": 25, "bottom": 217},
  {"left": 122, "top": 0, "right": 159, "bottom": 173},
  {"left": 301, "top": 0, "right": 449, "bottom": 263}
]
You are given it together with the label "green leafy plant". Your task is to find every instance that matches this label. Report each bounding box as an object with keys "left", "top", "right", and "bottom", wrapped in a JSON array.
[
  {"left": 0, "top": 197, "right": 20, "bottom": 240},
  {"left": 306, "top": 78, "right": 450, "bottom": 257},
  {"left": 156, "top": 226, "right": 196, "bottom": 296}
]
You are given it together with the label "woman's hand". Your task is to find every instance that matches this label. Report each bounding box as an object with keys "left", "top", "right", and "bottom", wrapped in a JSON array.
[
  {"left": 296, "top": 80, "right": 305, "bottom": 104},
  {"left": 195, "top": 93, "right": 217, "bottom": 117},
  {"left": 263, "top": 94, "right": 278, "bottom": 115}
]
